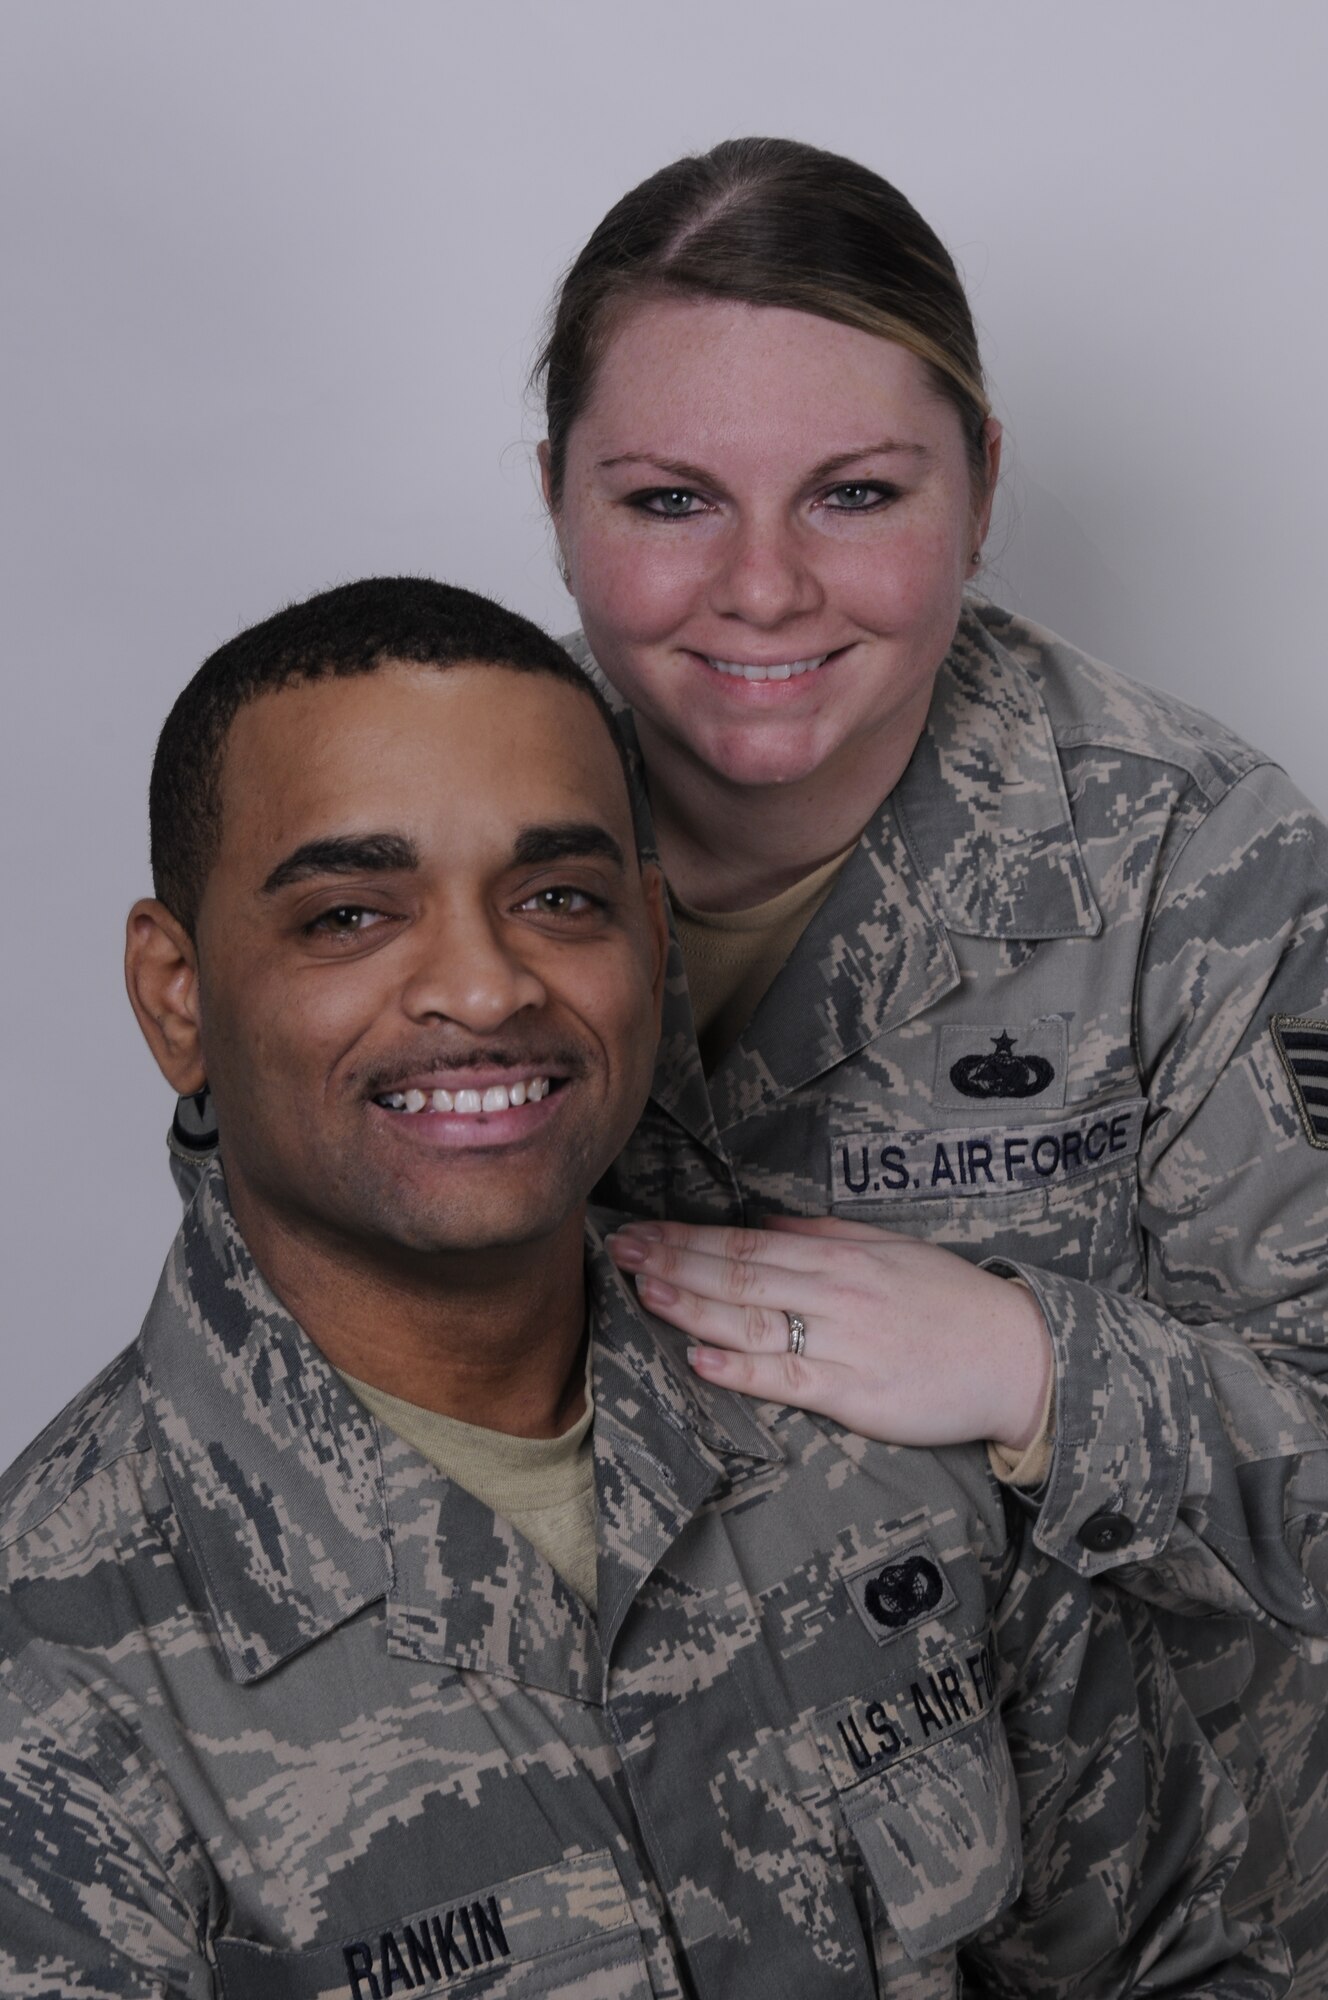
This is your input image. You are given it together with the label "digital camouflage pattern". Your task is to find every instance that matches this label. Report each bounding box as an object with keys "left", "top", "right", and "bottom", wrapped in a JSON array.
[
  {"left": 0, "top": 1167, "right": 1289, "bottom": 1996},
  {"left": 574, "top": 599, "right": 1328, "bottom": 1985}
]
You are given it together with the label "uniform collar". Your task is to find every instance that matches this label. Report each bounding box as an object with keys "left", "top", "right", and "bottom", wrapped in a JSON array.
[
  {"left": 890, "top": 601, "right": 1102, "bottom": 943},
  {"left": 140, "top": 1165, "right": 779, "bottom": 1690}
]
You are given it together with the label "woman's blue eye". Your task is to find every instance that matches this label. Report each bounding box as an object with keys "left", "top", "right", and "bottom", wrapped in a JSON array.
[
  {"left": 826, "top": 482, "right": 890, "bottom": 510},
  {"left": 639, "top": 489, "right": 702, "bottom": 517}
]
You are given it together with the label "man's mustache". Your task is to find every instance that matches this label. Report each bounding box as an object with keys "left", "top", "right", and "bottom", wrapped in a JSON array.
[{"left": 360, "top": 1043, "right": 589, "bottom": 1097}]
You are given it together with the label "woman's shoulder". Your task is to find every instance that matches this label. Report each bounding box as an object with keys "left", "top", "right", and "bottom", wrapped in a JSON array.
[{"left": 962, "top": 597, "right": 1275, "bottom": 808}]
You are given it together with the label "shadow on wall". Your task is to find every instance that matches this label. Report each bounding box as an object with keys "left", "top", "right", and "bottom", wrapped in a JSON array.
[{"left": 984, "top": 462, "right": 1151, "bottom": 688}]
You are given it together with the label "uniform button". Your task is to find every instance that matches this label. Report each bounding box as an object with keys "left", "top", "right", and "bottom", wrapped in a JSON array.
[{"left": 1077, "top": 1512, "right": 1136, "bottom": 1554}]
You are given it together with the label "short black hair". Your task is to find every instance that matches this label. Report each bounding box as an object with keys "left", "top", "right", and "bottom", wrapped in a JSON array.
[{"left": 149, "top": 576, "right": 632, "bottom": 932}]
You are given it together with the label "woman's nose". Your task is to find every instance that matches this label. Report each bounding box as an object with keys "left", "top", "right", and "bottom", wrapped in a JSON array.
[{"left": 706, "top": 512, "right": 824, "bottom": 629}]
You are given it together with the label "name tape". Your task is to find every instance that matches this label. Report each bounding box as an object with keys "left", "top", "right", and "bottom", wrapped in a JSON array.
[{"left": 831, "top": 1098, "right": 1145, "bottom": 1204}]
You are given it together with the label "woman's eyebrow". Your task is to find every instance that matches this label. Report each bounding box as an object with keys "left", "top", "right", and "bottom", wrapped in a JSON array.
[
  {"left": 597, "top": 439, "right": 931, "bottom": 480},
  {"left": 807, "top": 439, "right": 932, "bottom": 478},
  {"left": 262, "top": 833, "right": 419, "bottom": 893}
]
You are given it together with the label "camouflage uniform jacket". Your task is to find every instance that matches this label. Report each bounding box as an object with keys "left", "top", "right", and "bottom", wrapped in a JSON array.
[
  {"left": 573, "top": 599, "right": 1328, "bottom": 1966},
  {"left": 0, "top": 1165, "right": 1289, "bottom": 1997}
]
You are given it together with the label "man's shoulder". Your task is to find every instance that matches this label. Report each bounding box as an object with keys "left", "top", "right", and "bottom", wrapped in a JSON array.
[
  {"left": 966, "top": 598, "right": 1273, "bottom": 806},
  {"left": 557, "top": 627, "right": 622, "bottom": 710},
  {"left": 0, "top": 1342, "right": 158, "bottom": 1573}
]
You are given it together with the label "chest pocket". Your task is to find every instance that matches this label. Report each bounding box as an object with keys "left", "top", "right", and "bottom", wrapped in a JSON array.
[
  {"left": 812, "top": 1654, "right": 1021, "bottom": 1963},
  {"left": 213, "top": 1851, "right": 653, "bottom": 2000}
]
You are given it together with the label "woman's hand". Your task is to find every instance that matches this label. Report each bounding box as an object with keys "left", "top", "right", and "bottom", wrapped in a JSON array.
[{"left": 606, "top": 1215, "right": 1053, "bottom": 1454}]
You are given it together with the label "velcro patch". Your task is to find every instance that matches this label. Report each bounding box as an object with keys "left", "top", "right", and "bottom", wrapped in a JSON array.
[
  {"left": 933, "top": 1020, "right": 1066, "bottom": 1112},
  {"left": 843, "top": 1539, "right": 958, "bottom": 1646},
  {"left": 1271, "top": 1016, "right": 1328, "bottom": 1150},
  {"left": 832, "top": 1097, "right": 1145, "bottom": 1203},
  {"left": 814, "top": 1628, "right": 998, "bottom": 1792}
]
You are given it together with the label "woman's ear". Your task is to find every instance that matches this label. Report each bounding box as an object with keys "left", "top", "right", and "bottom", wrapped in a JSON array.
[
  {"left": 973, "top": 417, "right": 1004, "bottom": 554},
  {"left": 537, "top": 439, "right": 555, "bottom": 513},
  {"left": 124, "top": 899, "right": 207, "bottom": 1095},
  {"left": 538, "top": 442, "right": 574, "bottom": 592}
]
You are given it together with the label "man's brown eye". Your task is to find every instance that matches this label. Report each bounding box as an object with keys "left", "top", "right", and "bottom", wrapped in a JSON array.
[{"left": 308, "top": 905, "right": 372, "bottom": 934}]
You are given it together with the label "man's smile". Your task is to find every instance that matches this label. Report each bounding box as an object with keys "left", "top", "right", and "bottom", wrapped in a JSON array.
[{"left": 377, "top": 1074, "right": 555, "bottom": 1114}]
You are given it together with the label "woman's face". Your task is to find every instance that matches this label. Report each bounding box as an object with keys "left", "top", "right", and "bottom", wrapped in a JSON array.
[{"left": 547, "top": 299, "right": 998, "bottom": 798}]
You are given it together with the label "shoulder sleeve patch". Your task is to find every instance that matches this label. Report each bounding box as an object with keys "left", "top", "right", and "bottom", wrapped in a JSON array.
[{"left": 1271, "top": 1016, "right": 1328, "bottom": 1150}]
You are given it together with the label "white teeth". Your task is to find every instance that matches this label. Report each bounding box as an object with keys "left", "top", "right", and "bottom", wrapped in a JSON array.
[
  {"left": 381, "top": 1076, "right": 552, "bottom": 1114},
  {"left": 707, "top": 655, "right": 828, "bottom": 681}
]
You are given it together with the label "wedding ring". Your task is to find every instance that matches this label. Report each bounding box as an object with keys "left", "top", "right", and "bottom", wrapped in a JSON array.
[{"left": 785, "top": 1312, "right": 807, "bottom": 1358}]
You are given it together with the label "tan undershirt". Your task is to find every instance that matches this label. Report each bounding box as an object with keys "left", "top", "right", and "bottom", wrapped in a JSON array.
[
  {"left": 671, "top": 849, "right": 1056, "bottom": 1491},
  {"left": 341, "top": 1361, "right": 598, "bottom": 1608},
  {"left": 669, "top": 842, "right": 858, "bottom": 1073}
]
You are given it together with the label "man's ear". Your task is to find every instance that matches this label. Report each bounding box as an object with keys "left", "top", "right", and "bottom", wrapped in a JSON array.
[
  {"left": 641, "top": 863, "right": 670, "bottom": 1031},
  {"left": 124, "top": 900, "right": 207, "bottom": 1095}
]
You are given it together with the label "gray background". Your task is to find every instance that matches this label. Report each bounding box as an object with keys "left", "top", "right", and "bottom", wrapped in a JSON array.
[{"left": 2, "top": 0, "right": 1324, "bottom": 1465}]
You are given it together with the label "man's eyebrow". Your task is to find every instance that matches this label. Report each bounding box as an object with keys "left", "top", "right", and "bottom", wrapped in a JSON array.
[
  {"left": 512, "top": 822, "right": 625, "bottom": 869},
  {"left": 596, "top": 440, "right": 932, "bottom": 480},
  {"left": 262, "top": 833, "right": 419, "bottom": 894}
]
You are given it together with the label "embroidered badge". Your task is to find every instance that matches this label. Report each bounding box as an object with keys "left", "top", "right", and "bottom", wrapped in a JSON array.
[
  {"left": 950, "top": 1031, "right": 1055, "bottom": 1100},
  {"left": 1271, "top": 1016, "right": 1328, "bottom": 1150},
  {"left": 933, "top": 1018, "right": 1067, "bottom": 1113},
  {"left": 843, "top": 1539, "right": 958, "bottom": 1646}
]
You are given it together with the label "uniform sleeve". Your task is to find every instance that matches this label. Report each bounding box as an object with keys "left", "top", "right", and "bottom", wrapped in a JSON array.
[
  {"left": 0, "top": 1691, "right": 213, "bottom": 1998},
  {"left": 996, "top": 762, "right": 1328, "bottom": 1646},
  {"left": 962, "top": 1550, "right": 1290, "bottom": 1998}
]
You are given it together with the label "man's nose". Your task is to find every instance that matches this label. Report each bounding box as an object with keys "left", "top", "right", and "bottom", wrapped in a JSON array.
[
  {"left": 399, "top": 904, "right": 546, "bottom": 1032},
  {"left": 707, "top": 511, "right": 824, "bottom": 629}
]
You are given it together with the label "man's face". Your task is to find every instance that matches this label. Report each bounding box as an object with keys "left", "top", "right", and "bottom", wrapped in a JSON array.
[{"left": 190, "top": 662, "right": 664, "bottom": 1262}]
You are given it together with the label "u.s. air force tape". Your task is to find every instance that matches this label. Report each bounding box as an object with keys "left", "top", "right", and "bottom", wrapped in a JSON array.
[{"left": 831, "top": 1097, "right": 1146, "bottom": 1204}]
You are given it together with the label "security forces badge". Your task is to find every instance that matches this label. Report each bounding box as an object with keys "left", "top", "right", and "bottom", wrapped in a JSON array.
[{"left": 1271, "top": 1015, "right": 1328, "bottom": 1149}]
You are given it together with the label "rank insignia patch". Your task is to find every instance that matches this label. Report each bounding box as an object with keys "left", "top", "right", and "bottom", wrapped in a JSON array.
[{"left": 1271, "top": 1016, "right": 1328, "bottom": 1150}]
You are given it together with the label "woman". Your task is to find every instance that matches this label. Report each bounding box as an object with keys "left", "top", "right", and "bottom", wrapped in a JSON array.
[{"left": 529, "top": 138, "right": 1328, "bottom": 1977}]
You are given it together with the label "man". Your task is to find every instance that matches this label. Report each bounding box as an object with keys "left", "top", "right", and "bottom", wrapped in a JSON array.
[{"left": 0, "top": 578, "right": 1287, "bottom": 1996}]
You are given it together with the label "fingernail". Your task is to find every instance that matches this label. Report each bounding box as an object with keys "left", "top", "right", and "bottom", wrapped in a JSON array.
[
  {"left": 618, "top": 1223, "right": 663, "bottom": 1242},
  {"left": 637, "top": 1275, "right": 677, "bottom": 1305},
  {"left": 609, "top": 1237, "right": 646, "bottom": 1268}
]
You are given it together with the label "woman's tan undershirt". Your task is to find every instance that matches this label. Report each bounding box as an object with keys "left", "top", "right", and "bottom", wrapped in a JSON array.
[{"left": 669, "top": 842, "right": 858, "bottom": 1072}]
